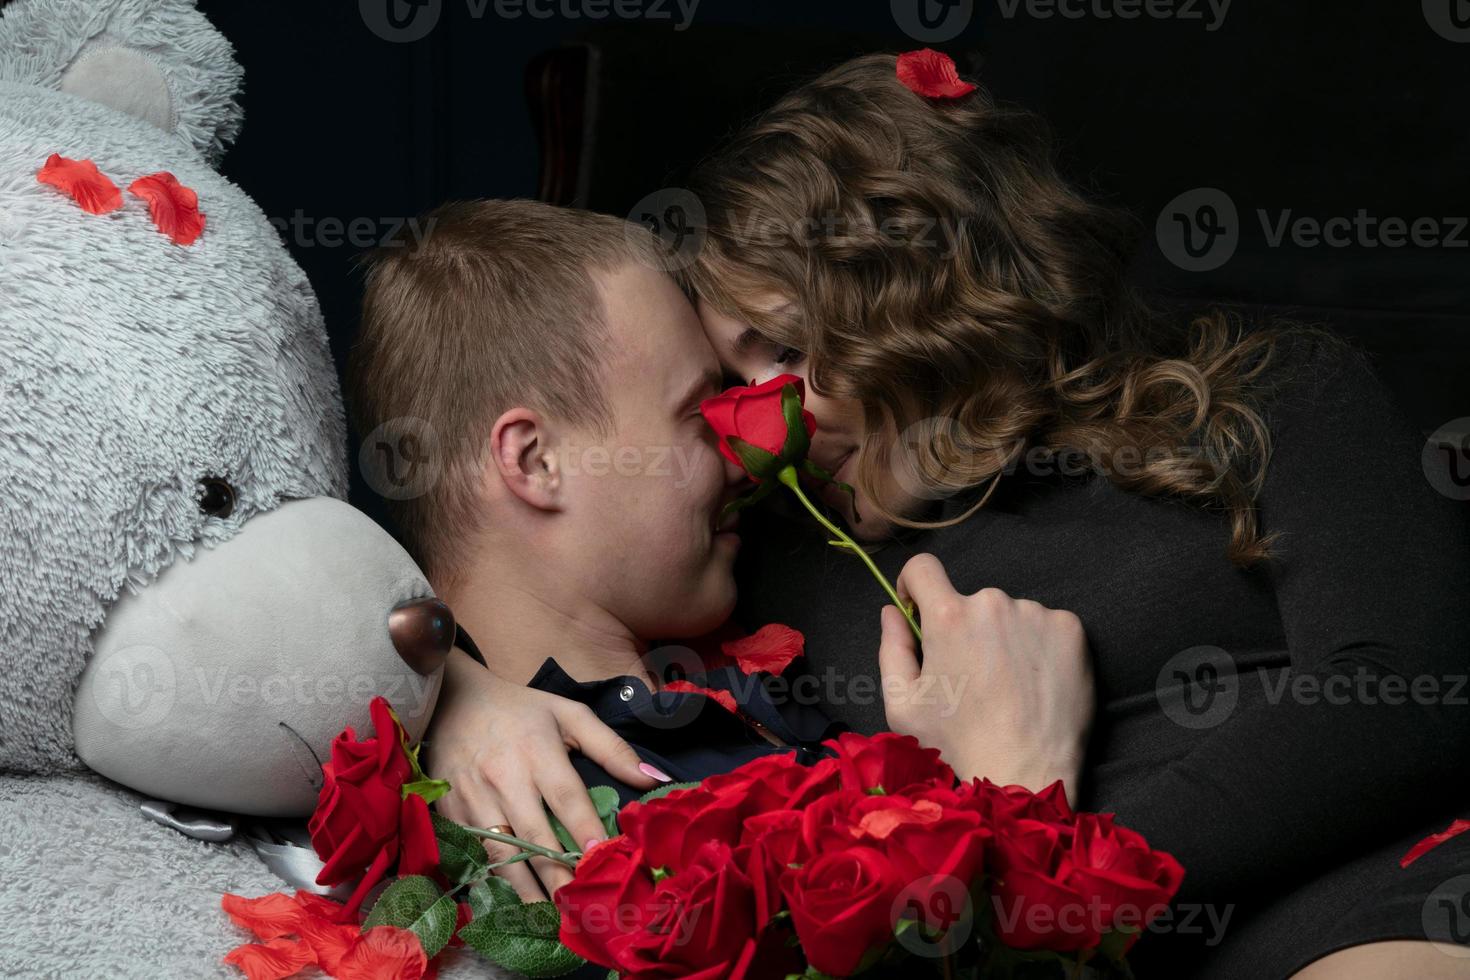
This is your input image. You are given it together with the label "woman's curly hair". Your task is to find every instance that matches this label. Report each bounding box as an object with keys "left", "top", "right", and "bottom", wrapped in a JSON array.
[{"left": 681, "top": 52, "right": 1339, "bottom": 568}]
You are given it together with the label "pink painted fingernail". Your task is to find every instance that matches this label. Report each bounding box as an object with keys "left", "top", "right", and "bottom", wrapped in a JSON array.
[
  {"left": 584, "top": 838, "right": 602, "bottom": 853},
  {"left": 639, "top": 762, "right": 672, "bottom": 782}
]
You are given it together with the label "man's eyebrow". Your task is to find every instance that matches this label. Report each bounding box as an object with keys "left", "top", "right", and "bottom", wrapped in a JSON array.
[{"left": 675, "top": 368, "right": 725, "bottom": 413}]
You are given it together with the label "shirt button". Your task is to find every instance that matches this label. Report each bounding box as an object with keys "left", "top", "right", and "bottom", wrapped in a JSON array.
[{"left": 618, "top": 685, "right": 636, "bottom": 702}]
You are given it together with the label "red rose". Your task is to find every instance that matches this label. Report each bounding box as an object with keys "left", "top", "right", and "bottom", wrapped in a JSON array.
[
  {"left": 827, "top": 731, "right": 955, "bottom": 795},
  {"left": 880, "top": 810, "right": 989, "bottom": 913},
  {"left": 736, "top": 810, "right": 808, "bottom": 927},
  {"left": 797, "top": 791, "right": 989, "bottom": 928},
  {"left": 1064, "top": 814, "right": 1184, "bottom": 953},
  {"left": 308, "top": 697, "right": 440, "bottom": 920},
  {"left": 555, "top": 835, "right": 658, "bottom": 968},
  {"left": 957, "top": 777, "right": 1074, "bottom": 825},
  {"left": 987, "top": 811, "right": 1184, "bottom": 954},
  {"left": 700, "top": 374, "right": 816, "bottom": 479},
  {"left": 704, "top": 754, "right": 841, "bottom": 817},
  {"left": 607, "top": 841, "right": 765, "bottom": 979},
  {"left": 618, "top": 786, "right": 745, "bottom": 871},
  {"left": 988, "top": 818, "right": 1096, "bottom": 951},
  {"left": 779, "top": 845, "right": 906, "bottom": 976}
]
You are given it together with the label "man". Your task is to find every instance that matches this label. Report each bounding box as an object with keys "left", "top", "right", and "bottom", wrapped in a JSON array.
[{"left": 347, "top": 199, "right": 755, "bottom": 899}]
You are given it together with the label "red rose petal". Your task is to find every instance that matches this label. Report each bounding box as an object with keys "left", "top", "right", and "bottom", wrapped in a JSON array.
[
  {"left": 36, "top": 154, "right": 122, "bottom": 214},
  {"left": 397, "top": 792, "right": 441, "bottom": 877},
  {"left": 221, "top": 892, "right": 307, "bottom": 941},
  {"left": 335, "top": 926, "right": 430, "bottom": 980},
  {"left": 665, "top": 679, "right": 739, "bottom": 715},
  {"left": 1400, "top": 818, "right": 1470, "bottom": 869},
  {"left": 294, "top": 907, "right": 361, "bottom": 973},
  {"left": 721, "top": 623, "right": 805, "bottom": 676},
  {"left": 128, "top": 171, "right": 206, "bottom": 245},
  {"left": 222, "top": 937, "right": 315, "bottom": 980},
  {"left": 896, "top": 49, "right": 977, "bottom": 100},
  {"left": 292, "top": 889, "right": 350, "bottom": 921}
]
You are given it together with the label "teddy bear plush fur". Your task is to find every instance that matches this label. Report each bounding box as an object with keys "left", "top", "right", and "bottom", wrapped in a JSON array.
[{"left": 0, "top": 1, "right": 500, "bottom": 974}]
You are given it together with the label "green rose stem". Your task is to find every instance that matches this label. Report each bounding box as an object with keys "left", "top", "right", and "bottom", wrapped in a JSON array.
[
  {"left": 462, "top": 826, "right": 580, "bottom": 869},
  {"left": 776, "top": 465, "right": 922, "bottom": 642}
]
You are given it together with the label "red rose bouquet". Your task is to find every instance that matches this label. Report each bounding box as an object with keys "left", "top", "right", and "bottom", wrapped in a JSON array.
[
  {"left": 223, "top": 705, "right": 1181, "bottom": 978},
  {"left": 554, "top": 732, "right": 1183, "bottom": 979}
]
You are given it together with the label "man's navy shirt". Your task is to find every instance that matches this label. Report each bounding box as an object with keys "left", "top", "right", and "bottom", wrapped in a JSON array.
[{"left": 525, "top": 655, "right": 843, "bottom": 805}]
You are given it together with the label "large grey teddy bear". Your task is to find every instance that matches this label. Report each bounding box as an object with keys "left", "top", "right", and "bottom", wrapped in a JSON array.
[{"left": 0, "top": 1, "right": 501, "bottom": 975}]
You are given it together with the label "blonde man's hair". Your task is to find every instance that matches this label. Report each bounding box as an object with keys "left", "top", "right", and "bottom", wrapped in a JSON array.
[{"left": 347, "top": 198, "right": 661, "bottom": 587}]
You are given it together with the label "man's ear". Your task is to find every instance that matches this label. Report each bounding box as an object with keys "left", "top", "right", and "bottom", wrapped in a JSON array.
[{"left": 489, "top": 408, "right": 562, "bottom": 511}]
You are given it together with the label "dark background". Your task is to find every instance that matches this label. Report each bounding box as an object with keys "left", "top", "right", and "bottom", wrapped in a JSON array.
[{"left": 195, "top": 0, "right": 1470, "bottom": 525}]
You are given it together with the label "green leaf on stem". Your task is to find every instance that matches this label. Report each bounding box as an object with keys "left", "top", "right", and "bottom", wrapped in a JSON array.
[
  {"left": 726, "top": 435, "right": 781, "bottom": 482},
  {"left": 363, "top": 875, "right": 458, "bottom": 959},
  {"left": 1097, "top": 926, "right": 1139, "bottom": 964},
  {"left": 719, "top": 480, "right": 773, "bottom": 522},
  {"left": 431, "top": 813, "right": 491, "bottom": 886},
  {"left": 637, "top": 780, "right": 700, "bottom": 805},
  {"left": 401, "top": 775, "right": 451, "bottom": 805},
  {"left": 467, "top": 876, "right": 521, "bottom": 918},
  {"left": 458, "top": 901, "right": 584, "bottom": 978},
  {"left": 778, "top": 383, "right": 811, "bottom": 462},
  {"left": 799, "top": 459, "right": 857, "bottom": 515},
  {"left": 546, "top": 784, "right": 622, "bottom": 850},
  {"left": 545, "top": 809, "right": 578, "bottom": 855},
  {"left": 590, "top": 785, "right": 622, "bottom": 838}
]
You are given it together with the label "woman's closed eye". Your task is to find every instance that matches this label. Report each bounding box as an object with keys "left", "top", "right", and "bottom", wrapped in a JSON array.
[{"left": 774, "top": 345, "right": 805, "bottom": 366}]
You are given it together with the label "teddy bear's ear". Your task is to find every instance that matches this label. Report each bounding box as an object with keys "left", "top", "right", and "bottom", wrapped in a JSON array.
[{"left": 0, "top": 0, "right": 244, "bottom": 165}]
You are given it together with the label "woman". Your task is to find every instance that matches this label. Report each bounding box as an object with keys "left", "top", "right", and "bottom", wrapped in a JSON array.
[
  {"left": 434, "top": 53, "right": 1470, "bottom": 977},
  {"left": 677, "top": 52, "right": 1470, "bottom": 978}
]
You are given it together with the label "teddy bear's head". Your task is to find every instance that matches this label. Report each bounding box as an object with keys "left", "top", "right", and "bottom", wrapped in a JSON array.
[{"left": 0, "top": 0, "right": 450, "bottom": 816}]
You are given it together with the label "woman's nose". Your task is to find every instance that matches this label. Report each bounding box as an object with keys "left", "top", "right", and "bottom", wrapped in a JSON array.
[{"left": 387, "top": 596, "right": 456, "bottom": 675}]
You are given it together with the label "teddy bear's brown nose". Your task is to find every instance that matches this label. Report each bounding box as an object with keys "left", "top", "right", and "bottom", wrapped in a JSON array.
[{"left": 387, "top": 597, "right": 456, "bottom": 675}]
